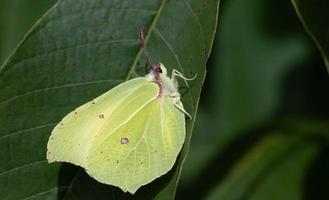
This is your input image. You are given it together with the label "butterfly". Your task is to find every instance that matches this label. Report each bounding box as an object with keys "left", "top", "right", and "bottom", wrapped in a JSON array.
[{"left": 47, "top": 28, "right": 194, "bottom": 194}]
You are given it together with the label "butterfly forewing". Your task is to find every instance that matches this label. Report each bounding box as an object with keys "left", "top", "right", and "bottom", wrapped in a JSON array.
[{"left": 47, "top": 78, "right": 158, "bottom": 167}]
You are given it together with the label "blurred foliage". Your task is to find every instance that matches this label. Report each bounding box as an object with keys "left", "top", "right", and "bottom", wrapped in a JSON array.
[
  {"left": 178, "top": 0, "right": 329, "bottom": 199},
  {"left": 0, "top": 0, "right": 57, "bottom": 65},
  {"left": 0, "top": 0, "right": 328, "bottom": 199},
  {"left": 292, "top": 0, "right": 329, "bottom": 71},
  {"left": 205, "top": 133, "right": 321, "bottom": 200}
]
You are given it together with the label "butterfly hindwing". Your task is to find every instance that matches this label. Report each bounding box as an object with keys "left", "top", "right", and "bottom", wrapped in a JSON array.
[{"left": 86, "top": 96, "right": 185, "bottom": 193}]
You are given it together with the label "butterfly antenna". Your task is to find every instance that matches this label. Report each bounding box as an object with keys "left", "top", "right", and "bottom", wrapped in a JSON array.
[
  {"left": 139, "top": 28, "right": 156, "bottom": 70},
  {"left": 177, "top": 70, "right": 198, "bottom": 81}
]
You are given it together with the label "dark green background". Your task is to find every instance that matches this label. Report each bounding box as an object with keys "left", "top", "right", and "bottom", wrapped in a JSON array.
[
  {"left": 1, "top": 0, "right": 328, "bottom": 199},
  {"left": 179, "top": 0, "right": 329, "bottom": 199}
]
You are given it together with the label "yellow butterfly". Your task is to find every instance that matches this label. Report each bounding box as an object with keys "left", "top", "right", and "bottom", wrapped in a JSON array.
[{"left": 47, "top": 29, "right": 194, "bottom": 194}]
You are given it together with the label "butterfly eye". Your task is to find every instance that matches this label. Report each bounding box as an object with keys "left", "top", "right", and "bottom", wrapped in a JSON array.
[{"left": 155, "top": 67, "right": 162, "bottom": 73}]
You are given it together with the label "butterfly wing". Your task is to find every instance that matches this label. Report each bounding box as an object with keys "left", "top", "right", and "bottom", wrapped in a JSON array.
[
  {"left": 47, "top": 78, "right": 159, "bottom": 168},
  {"left": 86, "top": 96, "right": 185, "bottom": 194}
]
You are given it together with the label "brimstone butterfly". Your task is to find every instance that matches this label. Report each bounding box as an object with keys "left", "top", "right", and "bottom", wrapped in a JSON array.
[{"left": 46, "top": 29, "right": 193, "bottom": 194}]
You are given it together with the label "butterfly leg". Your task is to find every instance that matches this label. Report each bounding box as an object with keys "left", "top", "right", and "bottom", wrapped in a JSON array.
[{"left": 170, "top": 92, "right": 192, "bottom": 119}]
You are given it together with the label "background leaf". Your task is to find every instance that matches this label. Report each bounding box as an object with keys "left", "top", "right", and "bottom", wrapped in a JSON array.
[
  {"left": 179, "top": 0, "right": 310, "bottom": 191},
  {"left": 0, "top": 0, "right": 219, "bottom": 199},
  {"left": 291, "top": 0, "right": 329, "bottom": 72},
  {"left": 0, "top": 0, "right": 57, "bottom": 64},
  {"left": 177, "top": 0, "right": 329, "bottom": 199},
  {"left": 205, "top": 131, "right": 323, "bottom": 200}
]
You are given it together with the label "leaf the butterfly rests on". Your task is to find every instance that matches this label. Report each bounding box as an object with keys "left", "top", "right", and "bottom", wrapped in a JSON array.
[{"left": 47, "top": 30, "right": 189, "bottom": 194}]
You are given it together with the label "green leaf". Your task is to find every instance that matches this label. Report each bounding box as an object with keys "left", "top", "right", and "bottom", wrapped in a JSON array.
[
  {"left": 0, "top": 0, "right": 57, "bottom": 64},
  {"left": 205, "top": 132, "right": 321, "bottom": 200},
  {"left": 291, "top": 0, "right": 329, "bottom": 72},
  {"left": 0, "top": 0, "right": 219, "bottom": 199},
  {"left": 179, "top": 0, "right": 310, "bottom": 190}
]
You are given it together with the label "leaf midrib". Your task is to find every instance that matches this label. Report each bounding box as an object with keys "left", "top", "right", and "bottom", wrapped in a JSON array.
[
  {"left": 62, "top": 0, "right": 169, "bottom": 198},
  {"left": 1, "top": 0, "right": 206, "bottom": 198},
  {"left": 124, "top": 0, "right": 168, "bottom": 81}
]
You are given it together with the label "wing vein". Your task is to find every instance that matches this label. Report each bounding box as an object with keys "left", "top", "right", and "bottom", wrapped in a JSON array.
[
  {"left": 159, "top": 101, "right": 168, "bottom": 167},
  {"left": 165, "top": 101, "right": 182, "bottom": 141},
  {"left": 132, "top": 150, "right": 137, "bottom": 185},
  {"left": 94, "top": 92, "right": 156, "bottom": 148},
  {"left": 117, "top": 105, "right": 153, "bottom": 163},
  {"left": 143, "top": 137, "right": 151, "bottom": 179}
]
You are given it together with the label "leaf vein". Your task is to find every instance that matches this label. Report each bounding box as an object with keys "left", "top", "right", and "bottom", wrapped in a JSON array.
[
  {"left": 154, "top": 27, "right": 195, "bottom": 111},
  {"left": 20, "top": 186, "right": 68, "bottom": 200},
  {"left": 53, "top": 6, "right": 156, "bottom": 18},
  {"left": 183, "top": 0, "right": 206, "bottom": 58},
  {"left": 62, "top": 169, "right": 82, "bottom": 200},
  {"left": 0, "top": 3, "right": 155, "bottom": 76},
  {"left": 0, "top": 79, "right": 122, "bottom": 105},
  {"left": 0, "top": 160, "right": 46, "bottom": 177},
  {"left": 10, "top": 39, "right": 136, "bottom": 71},
  {"left": 125, "top": 0, "right": 168, "bottom": 80},
  {"left": 0, "top": 123, "right": 57, "bottom": 141}
]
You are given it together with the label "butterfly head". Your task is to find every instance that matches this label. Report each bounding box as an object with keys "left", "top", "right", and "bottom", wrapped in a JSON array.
[
  {"left": 147, "top": 63, "right": 168, "bottom": 79},
  {"left": 157, "top": 63, "right": 167, "bottom": 75}
]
